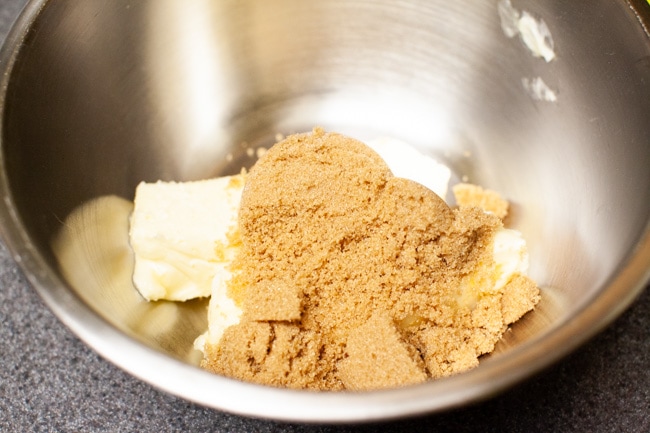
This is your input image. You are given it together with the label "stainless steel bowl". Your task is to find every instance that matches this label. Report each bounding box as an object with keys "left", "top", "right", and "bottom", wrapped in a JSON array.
[{"left": 1, "top": 0, "right": 649, "bottom": 422}]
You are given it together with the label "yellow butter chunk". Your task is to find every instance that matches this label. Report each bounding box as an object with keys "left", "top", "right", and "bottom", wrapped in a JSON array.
[{"left": 129, "top": 175, "right": 245, "bottom": 301}]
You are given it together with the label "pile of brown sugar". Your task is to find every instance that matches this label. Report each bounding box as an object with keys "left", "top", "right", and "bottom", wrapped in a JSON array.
[{"left": 201, "top": 127, "right": 540, "bottom": 391}]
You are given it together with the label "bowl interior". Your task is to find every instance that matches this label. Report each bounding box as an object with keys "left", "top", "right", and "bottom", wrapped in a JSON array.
[{"left": 2, "top": 0, "right": 650, "bottom": 421}]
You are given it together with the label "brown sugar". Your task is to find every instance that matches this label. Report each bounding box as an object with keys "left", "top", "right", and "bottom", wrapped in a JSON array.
[
  {"left": 337, "top": 312, "right": 428, "bottom": 390},
  {"left": 453, "top": 183, "right": 509, "bottom": 220},
  {"left": 201, "top": 127, "right": 539, "bottom": 390}
]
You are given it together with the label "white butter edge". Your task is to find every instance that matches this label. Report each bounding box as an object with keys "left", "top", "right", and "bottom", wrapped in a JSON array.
[
  {"left": 366, "top": 137, "right": 451, "bottom": 199},
  {"left": 492, "top": 228, "right": 529, "bottom": 291},
  {"left": 193, "top": 264, "right": 243, "bottom": 352}
]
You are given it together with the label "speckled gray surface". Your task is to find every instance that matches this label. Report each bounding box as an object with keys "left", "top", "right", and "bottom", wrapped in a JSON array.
[{"left": 0, "top": 1, "right": 648, "bottom": 432}]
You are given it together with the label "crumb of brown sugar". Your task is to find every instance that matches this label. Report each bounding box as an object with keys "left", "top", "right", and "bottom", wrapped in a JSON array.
[{"left": 453, "top": 183, "right": 510, "bottom": 220}]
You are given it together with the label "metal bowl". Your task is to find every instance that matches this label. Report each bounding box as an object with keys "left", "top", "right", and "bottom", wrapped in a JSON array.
[{"left": 1, "top": 0, "right": 649, "bottom": 423}]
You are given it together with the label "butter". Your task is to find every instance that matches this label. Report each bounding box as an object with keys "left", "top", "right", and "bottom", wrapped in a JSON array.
[
  {"left": 129, "top": 175, "right": 245, "bottom": 301},
  {"left": 492, "top": 228, "right": 529, "bottom": 291},
  {"left": 193, "top": 264, "right": 243, "bottom": 351},
  {"left": 522, "top": 76, "right": 557, "bottom": 102},
  {"left": 498, "top": 0, "right": 556, "bottom": 62}
]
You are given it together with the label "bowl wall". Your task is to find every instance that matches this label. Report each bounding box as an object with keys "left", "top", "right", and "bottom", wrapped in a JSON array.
[{"left": 1, "top": 0, "right": 650, "bottom": 421}]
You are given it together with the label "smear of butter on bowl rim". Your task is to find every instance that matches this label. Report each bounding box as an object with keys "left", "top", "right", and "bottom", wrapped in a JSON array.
[{"left": 498, "top": 0, "right": 556, "bottom": 62}]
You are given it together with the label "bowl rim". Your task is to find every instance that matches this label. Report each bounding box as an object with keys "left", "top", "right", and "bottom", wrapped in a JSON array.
[{"left": 0, "top": 0, "right": 649, "bottom": 423}]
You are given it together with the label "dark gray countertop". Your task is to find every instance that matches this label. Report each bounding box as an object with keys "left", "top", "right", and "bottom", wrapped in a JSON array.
[{"left": 0, "top": 1, "right": 648, "bottom": 432}]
